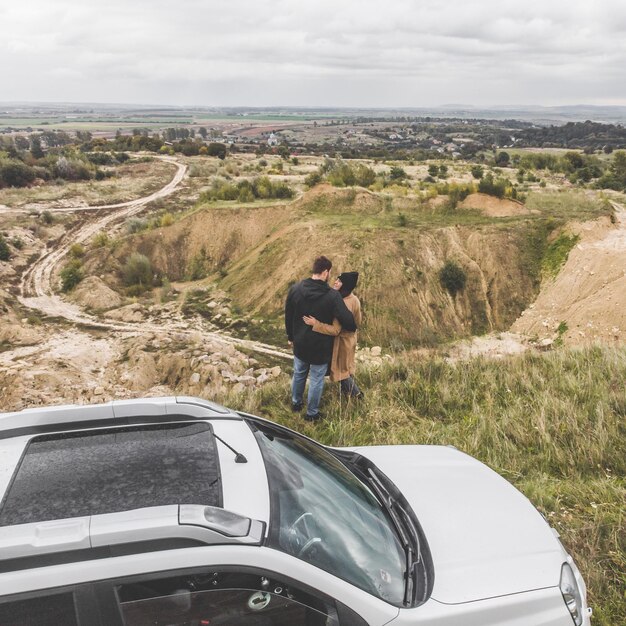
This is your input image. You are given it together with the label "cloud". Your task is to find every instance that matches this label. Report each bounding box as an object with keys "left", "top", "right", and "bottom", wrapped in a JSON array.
[{"left": 0, "top": 0, "right": 625, "bottom": 105}]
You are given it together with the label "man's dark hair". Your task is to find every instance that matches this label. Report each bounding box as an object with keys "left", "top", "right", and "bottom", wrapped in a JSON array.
[{"left": 312, "top": 256, "right": 332, "bottom": 274}]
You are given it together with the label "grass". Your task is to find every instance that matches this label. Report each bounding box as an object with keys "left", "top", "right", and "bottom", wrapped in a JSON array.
[
  {"left": 218, "top": 345, "right": 625, "bottom": 625},
  {"left": 525, "top": 190, "right": 612, "bottom": 221},
  {"left": 542, "top": 232, "right": 580, "bottom": 279},
  {"left": 0, "top": 160, "right": 175, "bottom": 209}
]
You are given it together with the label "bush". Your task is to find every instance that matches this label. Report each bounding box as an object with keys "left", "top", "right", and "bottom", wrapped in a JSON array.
[
  {"left": 126, "top": 217, "right": 148, "bottom": 234},
  {"left": 69, "top": 243, "right": 85, "bottom": 259},
  {"left": 439, "top": 261, "right": 467, "bottom": 295},
  {"left": 0, "top": 235, "right": 10, "bottom": 261},
  {"left": 40, "top": 210, "right": 54, "bottom": 225},
  {"left": 304, "top": 171, "right": 322, "bottom": 188},
  {"left": 470, "top": 165, "right": 484, "bottom": 179},
  {"left": 60, "top": 259, "right": 84, "bottom": 292},
  {"left": 389, "top": 166, "right": 408, "bottom": 181},
  {"left": 199, "top": 176, "right": 294, "bottom": 203},
  {"left": 122, "top": 253, "right": 153, "bottom": 287},
  {"left": 478, "top": 173, "right": 507, "bottom": 199},
  {"left": 92, "top": 232, "right": 110, "bottom": 248},
  {"left": 0, "top": 160, "right": 36, "bottom": 188},
  {"left": 206, "top": 143, "right": 227, "bottom": 160},
  {"left": 160, "top": 213, "right": 174, "bottom": 227}
]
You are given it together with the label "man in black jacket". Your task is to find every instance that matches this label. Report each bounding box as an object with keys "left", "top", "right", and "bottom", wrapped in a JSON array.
[{"left": 285, "top": 256, "right": 357, "bottom": 421}]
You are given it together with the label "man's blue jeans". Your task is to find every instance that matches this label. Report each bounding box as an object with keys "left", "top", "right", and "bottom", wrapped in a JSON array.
[{"left": 291, "top": 355, "right": 327, "bottom": 417}]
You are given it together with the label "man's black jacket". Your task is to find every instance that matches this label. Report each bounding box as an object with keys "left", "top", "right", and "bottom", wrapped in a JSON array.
[{"left": 285, "top": 278, "right": 357, "bottom": 365}]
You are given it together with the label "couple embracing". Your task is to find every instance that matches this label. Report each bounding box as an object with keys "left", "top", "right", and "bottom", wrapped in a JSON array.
[{"left": 284, "top": 255, "right": 362, "bottom": 422}]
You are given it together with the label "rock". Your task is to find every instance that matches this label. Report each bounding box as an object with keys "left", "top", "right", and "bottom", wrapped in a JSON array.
[
  {"left": 190, "top": 372, "right": 201, "bottom": 384},
  {"left": 94, "top": 386, "right": 105, "bottom": 396},
  {"left": 269, "top": 366, "right": 281, "bottom": 378},
  {"left": 207, "top": 301, "right": 218, "bottom": 309},
  {"left": 243, "top": 368, "right": 254, "bottom": 377},
  {"left": 370, "top": 346, "right": 382, "bottom": 357},
  {"left": 537, "top": 338, "right": 554, "bottom": 351},
  {"left": 232, "top": 382, "right": 246, "bottom": 394},
  {"left": 237, "top": 375, "right": 256, "bottom": 387},
  {"left": 248, "top": 358, "right": 259, "bottom": 366},
  {"left": 256, "top": 373, "right": 271, "bottom": 384}
]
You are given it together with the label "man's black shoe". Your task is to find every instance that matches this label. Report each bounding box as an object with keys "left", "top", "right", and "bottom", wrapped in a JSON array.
[
  {"left": 304, "top": 412, "right": 322, "bottom": 422},
  {"left": 291, "top": 402, "right": 303, "bottom": 412}
]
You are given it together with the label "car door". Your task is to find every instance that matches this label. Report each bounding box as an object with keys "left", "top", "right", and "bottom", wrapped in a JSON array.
[
  {"left": 93, "top": 566, "right": 370, "bottom": 625},
  {"left": 0, "top": 584, "right": 101, "bottom": 626}
]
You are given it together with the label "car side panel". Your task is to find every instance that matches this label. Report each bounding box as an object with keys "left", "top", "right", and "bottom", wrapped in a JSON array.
[
  {"left": 0, "top": 545, "right": 399, "bottom": 626},
  {"left": 388, "top": 586, "right": 585, "bottom": 626}
]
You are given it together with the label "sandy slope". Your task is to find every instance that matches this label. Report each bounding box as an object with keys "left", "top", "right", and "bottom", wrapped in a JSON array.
[{"left": 512, "top": 202, "right": 626, "bottom": 344}]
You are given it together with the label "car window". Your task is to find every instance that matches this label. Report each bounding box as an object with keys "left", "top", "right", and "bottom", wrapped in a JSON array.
[
  {"left": 250, "top": 421, "right": 406, "bottom": 605},
  {"left": 0, "top": 422, "right": 221, "bottom": 526},
  {"left": 115, "top": 571, "right": 338, "bottom": 626},
  {"left": 0, "top": 591, "right": 78, "bottom": 626}
]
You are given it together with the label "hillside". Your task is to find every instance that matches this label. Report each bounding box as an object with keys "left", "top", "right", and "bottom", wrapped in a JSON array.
[{"left": 97, "top": 184, "right": 548, "bottom": 347}]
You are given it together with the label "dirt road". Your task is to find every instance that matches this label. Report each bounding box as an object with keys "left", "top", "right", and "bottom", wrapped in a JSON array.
[{"left": 16, "top": 156, "right": 291, "bottom": 360}]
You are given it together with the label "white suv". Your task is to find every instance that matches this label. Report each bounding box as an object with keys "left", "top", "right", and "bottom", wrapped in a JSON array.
[{"left": 0, "top": 396, "right": 591, "bottom": 625}]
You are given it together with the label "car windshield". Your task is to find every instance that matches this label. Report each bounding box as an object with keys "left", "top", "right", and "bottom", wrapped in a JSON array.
[{"left": 250, "top": 420, "right": 406, "bottom": 606}]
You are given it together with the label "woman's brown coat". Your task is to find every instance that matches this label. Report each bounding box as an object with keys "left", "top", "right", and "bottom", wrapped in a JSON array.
[{"left": 312, "top": 293, "right": 362, "bottom": 382}]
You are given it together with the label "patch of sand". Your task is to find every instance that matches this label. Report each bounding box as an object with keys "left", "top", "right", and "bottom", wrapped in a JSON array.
[
  {"left": 459, "top": 193, "right": 530, "bottom": 217},
  {"left": 512, "top": 205, "right": 626, "bottom": 344},
  {"left": 70, "top": 276, "right": 123, "bottom": 310}
]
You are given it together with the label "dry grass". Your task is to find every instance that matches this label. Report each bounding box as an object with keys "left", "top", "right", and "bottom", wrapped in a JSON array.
[{"left": 0, "top": 160, "right": 176, "bottom": 209}]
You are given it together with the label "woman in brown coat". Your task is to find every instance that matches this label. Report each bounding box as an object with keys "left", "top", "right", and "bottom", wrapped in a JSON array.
[{"left": 303, "top": 271, "right": 363, "bottom": 397}]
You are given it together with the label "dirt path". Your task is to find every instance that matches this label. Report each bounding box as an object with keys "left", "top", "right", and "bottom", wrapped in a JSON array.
[
  {"left": 16, "top": 156, "right": 291, "bottom": 360},
  {"left": 511, "top": 202, "right": 626, "bottom": 344}
]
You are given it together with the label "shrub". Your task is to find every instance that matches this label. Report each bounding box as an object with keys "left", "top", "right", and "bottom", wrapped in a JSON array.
[
  {"left": 471, "top": 165, "right": 484, "bottom": 179},
  {"left": 478, "top": 173, "right": 507, "bottom": 199},
  {"left": 60, "top": 259, "right": 84, "bottom": 292},
  {"left": 160, "top": 213, "right": 174, "bottom": 227},
  {"left": 199, "top": 176, "right": 294, "bottom": 203},
  {"left": 389, "top": 166, "right": 408, "bottom": 180},
  {"left": 304, "top": 171, "right": 322, "bottom": 188},
  {"left": 92, "top": 232, "right": 110, "bottom": 248},
  {"left": 0, "top": 235, "right": 10, "bottom": 261},
  {"left": 0, "top": 160, "right": 36, "bottom": 188},
  {"left": 126, "top": 217, "right": 148, "bottom": 234},
  {"left": 122, "top": 253, "right": 153, "bottom": 287},
  {"left": 40, "top": 210, "right": 54, "bottom": 225},
  {"left": 11, "top": 237, "right": 24, "bottom": 250},
  {"left": 439, "top": 260, "right": 467, "bottom": 295},
  {"left": 69, "top": 243, "right": 85, "bottom": 259}
]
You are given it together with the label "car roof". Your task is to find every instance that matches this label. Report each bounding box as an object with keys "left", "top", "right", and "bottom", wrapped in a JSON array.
[{"left": 0, "top": 397, "right": 271, "bottom": 571}]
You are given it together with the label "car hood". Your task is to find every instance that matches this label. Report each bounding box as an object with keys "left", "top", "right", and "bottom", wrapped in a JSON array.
[{"left": 349, "top": 445, "right": 566, "bottom": 605}]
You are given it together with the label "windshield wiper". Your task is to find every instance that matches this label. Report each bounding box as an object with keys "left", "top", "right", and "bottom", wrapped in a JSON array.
[{"left": 366, "top": 468, "right": 419, "bottom": 606}]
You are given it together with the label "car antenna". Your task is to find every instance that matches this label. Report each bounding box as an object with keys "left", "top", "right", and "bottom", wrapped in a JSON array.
[{"left": 213, "top": 433, "right": 248, "bottom": 463}]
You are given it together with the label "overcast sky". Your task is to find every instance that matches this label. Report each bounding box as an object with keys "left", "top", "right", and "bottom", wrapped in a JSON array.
[{"left": 1, "top": 0, "right": 625, "bottom": 107}]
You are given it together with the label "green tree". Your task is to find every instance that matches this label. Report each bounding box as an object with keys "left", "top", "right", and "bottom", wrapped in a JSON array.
[
  {"left": 30, "top": 136, "right": 44, "bottom": 159},
  {"left": 207, "top": 143, "right": 227, "bottom": 160},
  {"left": 495, "top": 151, "right": 510, "bottom": 167},
  {"left": 428, "top": 164, "right": 439, "bottom": 177}
]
